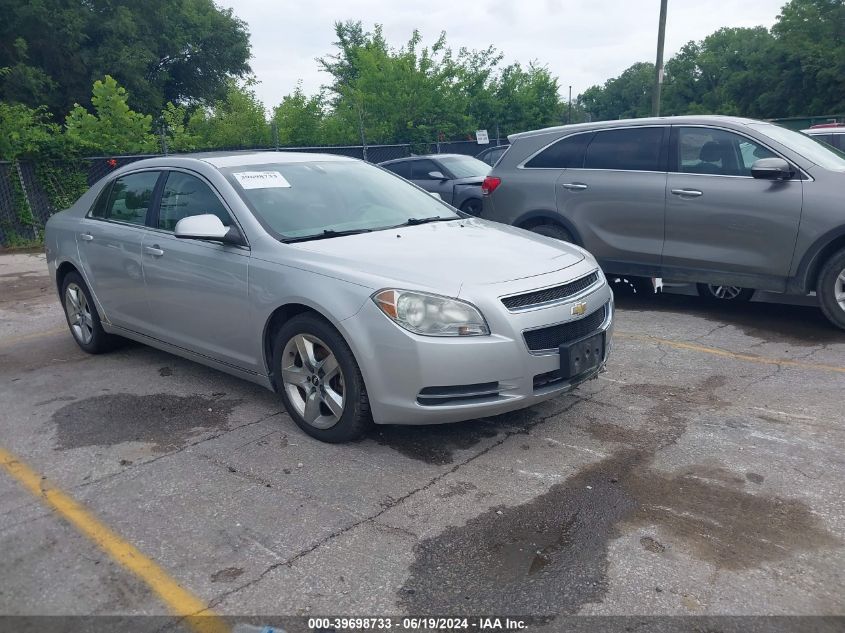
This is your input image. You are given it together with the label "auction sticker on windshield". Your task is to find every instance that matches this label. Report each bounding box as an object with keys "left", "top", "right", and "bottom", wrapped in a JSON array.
[{"left": 234, "top": 171, "right": 291, "bottom": 189}]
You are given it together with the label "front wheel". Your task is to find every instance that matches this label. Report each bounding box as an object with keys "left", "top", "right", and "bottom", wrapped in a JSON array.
[
  {"left": 696, "top": 283, "right": 754, "bottom": 302},
  {"left": 816, "top": 247, "right": 845, "bottom": 330},
  {"left": 273, "top": 314, "right": 372, "bottom": 442}
]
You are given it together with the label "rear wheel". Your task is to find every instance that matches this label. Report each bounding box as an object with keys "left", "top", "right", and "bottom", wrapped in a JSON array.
[
  {"left": 273, "top": 313, "right": 372, "bottom": 442},
  {"left": 816, "top": 247, "right": 845, "bottom": 330},
  {"left": 528, "top": 223, "right": 573, "bottom": 243},
  {"left": 697, "top": 283, "right": 754, "bottom": 302},
  {"left": 460, "top": 198, "right": 482, "bottom": 217},
  {"left": 60, "top": 272, "right": 121, "bottom": 353}
]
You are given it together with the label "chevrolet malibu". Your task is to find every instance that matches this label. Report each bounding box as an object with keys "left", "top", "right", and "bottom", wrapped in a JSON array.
[{"left": 45, "top": 153, "right": 613, "bottom": 442}]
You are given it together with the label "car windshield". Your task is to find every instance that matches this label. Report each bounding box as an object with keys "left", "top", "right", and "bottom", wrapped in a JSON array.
[
  {"left": 437, "top": 155, "right": 491, "bottom": 179},
  {"left": 223, "top": 161, "right": 460, "bottom": 240},
  {"left": 748, "top": 123, "right": 845, "bottom": 171}
]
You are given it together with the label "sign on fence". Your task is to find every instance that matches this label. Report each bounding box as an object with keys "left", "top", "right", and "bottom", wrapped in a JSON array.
[{"left": 475, "top": 130, "right": 489, "bottom": 145}]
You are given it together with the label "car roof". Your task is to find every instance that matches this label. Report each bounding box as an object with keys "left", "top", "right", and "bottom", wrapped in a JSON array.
[
  {"left": 508, "top": 115, "right": 761, "bottom": 142},
  {"left": 378, "top": 153, "right": 471, "bottom": 166},
  {"left": 113, "top": 151, "right": 357, "bottom": 173},
  {"left": 802, "top": 127, "right": 845, "bottom": 134}
]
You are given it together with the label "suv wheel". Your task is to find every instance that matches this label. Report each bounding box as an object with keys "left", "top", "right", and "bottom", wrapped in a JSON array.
[
  {"left": 528, "top": 223, "right": 573, "bottom": 243},
  {"left": 817, "top": 247, "right": 845, "bottom": 330},
  {"left": 697, "top": 283, "right": 754, "bottom": 302},
  {"left": 273, "top": 313, "right": 372, "bottom": 442}
]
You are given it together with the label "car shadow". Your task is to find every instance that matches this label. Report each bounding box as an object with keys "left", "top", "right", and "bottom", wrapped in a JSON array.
[{"left": 614, "top": 289, "right": 842, "bottom": 346}]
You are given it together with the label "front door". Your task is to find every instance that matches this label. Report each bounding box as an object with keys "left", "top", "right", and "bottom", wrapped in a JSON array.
[
  {"left": 555, "top": 126, "right": 668, "bottom": 272},
  {"left": 409, "top": 159, "right": 454, "bottom": 203},
  {"left": 141, "top": 170, "right": 254, "bottom": 371},
  {"left": 76, "top": 170, "right": 160, "bottom": 332},
  {"left": 663, "top": 126, "right": 803, "bottom": 290}
]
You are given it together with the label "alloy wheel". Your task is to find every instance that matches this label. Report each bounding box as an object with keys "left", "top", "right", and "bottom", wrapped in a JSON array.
[
  {"left": 707, "top": 284, "right": 744, "bottom": 300},
  {"left": 65, "top": 283, "right": 94, "bottom": 345},
  {"left": 281, "top": 333, "right": 346, "bottom": 429},
  {"left": 835, "top": 268, "right": 845, "bottom": 311}
]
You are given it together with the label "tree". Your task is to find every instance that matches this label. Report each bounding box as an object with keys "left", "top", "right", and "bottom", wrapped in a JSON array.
[
  {"left": 0, "top": 0, "right": 251, "bottom": 116},
  {"left": 0, "top": 102, "right": 59, "bottom": 160},
  {"left": 271, "top": 85, "right": 326, "bottom": 146},
  {"left": 579, "top": 62, "right": 655, "bottom": 120},
  {"left": 186, "top": 80, "right": 271, "bottom": 149},
  {"left": 64, "top": 76, "right": 156, "bottom": 155}
]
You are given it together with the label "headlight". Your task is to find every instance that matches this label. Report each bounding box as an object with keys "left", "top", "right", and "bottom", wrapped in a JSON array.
[{"left": 372, "top": 289, "right": 489, "bottom": 336}]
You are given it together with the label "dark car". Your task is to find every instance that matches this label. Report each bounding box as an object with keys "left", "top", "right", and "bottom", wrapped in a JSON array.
[
  {"left": 378, "top": 154, "right": 489, "bottom": 216},
  {"left": 476, "top": 144, "right": 509, "bottom": 167}
]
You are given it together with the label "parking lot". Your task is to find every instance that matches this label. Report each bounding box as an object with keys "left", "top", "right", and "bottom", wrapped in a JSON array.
[{"left": 1, "top": 251, "right": 843, "bottom": 629}]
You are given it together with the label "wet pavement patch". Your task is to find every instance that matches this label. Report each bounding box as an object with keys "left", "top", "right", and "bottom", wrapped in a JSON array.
[
  {"left": 51, "top": 393, "right": 242, "bottom": 452},
  {"left": 400, "top": 375, "right": 839, "bottom": 613},
  {"left": 158, "top": 367, "right": 173, "bottom": 377},
  {"left": 211, "top": 567, "right": 244, "bottom": 583}
]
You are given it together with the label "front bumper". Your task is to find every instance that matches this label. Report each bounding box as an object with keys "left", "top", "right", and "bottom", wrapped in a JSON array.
[{"left": 340, "top": 271, "right": 614, "bottom": 425}]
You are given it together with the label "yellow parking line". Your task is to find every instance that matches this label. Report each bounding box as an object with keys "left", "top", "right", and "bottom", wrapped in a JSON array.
[
  {"left": 0, "top": 446, "right": 229, "bottom": 633},
  {"left": 0, "top": 326, "right": 68, "bottom": 349},
  {"left": 615, "top": 332, "right": 845, "bottom": 374}
]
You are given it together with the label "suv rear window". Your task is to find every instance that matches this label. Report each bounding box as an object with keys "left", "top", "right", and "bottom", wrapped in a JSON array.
[
  {"left": 584, "top": 127, "right": 664, "bottom": 171},
  {"left": 524, "top": 133, "right": 591, "bottom": 169}
]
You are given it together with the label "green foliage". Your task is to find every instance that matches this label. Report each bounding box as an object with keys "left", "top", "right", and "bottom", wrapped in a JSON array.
[
  {"left": 185, "top": 80, "right": 271, "bottom": 149},
  {"left": 161, "top": 102, "right": 200, "bottom": 152},
  {"left": 34, "top": 161, "right": 88, "bottom": 211},
  {"left": 271, "top": 84, "right": 326, "bottom": 146},
  {"left": 0, "top": 0, "right": 251, "bottom": 116},
  {"left": 0, "top": 102, "right": 59, "bottom": 159},
  {"left": 580, "top": 0, "right": 845, "bottom": 121},
  {"left": 64, "top": 76, "right": 157, "bottom": 155}
]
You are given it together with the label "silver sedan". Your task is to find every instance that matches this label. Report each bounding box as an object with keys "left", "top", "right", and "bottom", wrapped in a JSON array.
[{"left": 45, "top": 152, "right": 613, "bottom": 442}]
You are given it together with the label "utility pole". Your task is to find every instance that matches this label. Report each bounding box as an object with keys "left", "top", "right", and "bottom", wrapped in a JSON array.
[
  {"left": 652, "top": 0, "right": 669, "bottom": 117},
  {"left": 568, "top": 85, "right": 572, "bottom": 124}
]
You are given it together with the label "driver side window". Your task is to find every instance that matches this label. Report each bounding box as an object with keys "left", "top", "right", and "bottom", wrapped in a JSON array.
[
  {"left": 158, "top": 172, "right": 232, "bottom": 231},
  {"left": 677, "top": 127, "right": 777, "bottom": 177}
]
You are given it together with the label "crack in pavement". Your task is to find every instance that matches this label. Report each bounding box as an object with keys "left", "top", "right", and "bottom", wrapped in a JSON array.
[{"left": 202, "top": 396, "right": 587, "bottom": 611}]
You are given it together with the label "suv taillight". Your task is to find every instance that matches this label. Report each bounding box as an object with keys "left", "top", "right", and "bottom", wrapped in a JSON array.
[{"left": 481, "top": 176, "right": 501, "bottom": 196}]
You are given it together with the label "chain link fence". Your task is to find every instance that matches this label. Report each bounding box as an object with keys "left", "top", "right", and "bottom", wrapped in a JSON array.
[{"left": 0, "top": 139, "right": 501, "bottom": 246}]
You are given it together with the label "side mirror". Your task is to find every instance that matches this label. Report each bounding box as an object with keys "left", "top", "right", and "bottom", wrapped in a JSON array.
[
  {"left": 175, "top": 214, "right": 241, "bottom": 244},
  {"left": 428, "top": 170, "right": 447, "bottom": 181},
  {"left": 751, "top": 157, "right": 794, "bottom": 180}
]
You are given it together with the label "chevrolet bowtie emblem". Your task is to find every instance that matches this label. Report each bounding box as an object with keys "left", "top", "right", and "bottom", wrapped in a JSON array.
[{"left": 571, "top": 302, "right": 588, "bottom": 316}]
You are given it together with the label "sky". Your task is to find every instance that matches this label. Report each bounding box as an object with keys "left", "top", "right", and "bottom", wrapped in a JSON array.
[{"left": 221, "top": 0, "right": 788, "bottom": 110}]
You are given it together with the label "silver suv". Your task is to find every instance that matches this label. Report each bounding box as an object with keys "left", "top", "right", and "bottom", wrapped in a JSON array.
[{"left": 482, "top": 115, "right": 845, "bottom": 330}]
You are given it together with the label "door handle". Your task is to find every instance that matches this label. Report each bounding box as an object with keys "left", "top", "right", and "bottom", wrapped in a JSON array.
[
  {"left": 561, "top": 183, "right": 588, "bottom": 191},
  {"left": 671, "top": 188, "right": 703, "bottom": 197},
  {"left": 79, "top": 233, "right": 94, "bottom": 241},
  {"left": 144, "top": 245, "right": 164, "bottom": 257}
]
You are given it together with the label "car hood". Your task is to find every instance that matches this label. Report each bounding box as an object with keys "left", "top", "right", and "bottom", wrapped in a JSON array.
[{"left": 287, "top": 218, "right": 585, "bottom": 295}]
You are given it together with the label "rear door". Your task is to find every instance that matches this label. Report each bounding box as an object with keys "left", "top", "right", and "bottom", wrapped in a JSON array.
[
  {"left": 663, "top": 126, "right": 803, "bottom": 290},
  {"left": 76, "top": 170, "right": 161, "bottom": 332},
  {"left": 141, "top": 170, "right": 254, "bottom": 370},
  {"left": 555, "top": 126, "right": 668, "bottom": 272}
]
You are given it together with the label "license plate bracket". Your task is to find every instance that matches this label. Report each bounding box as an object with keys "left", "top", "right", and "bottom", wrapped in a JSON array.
[{"left": 559, "top": 332, "right": 604, "bottom": 378}]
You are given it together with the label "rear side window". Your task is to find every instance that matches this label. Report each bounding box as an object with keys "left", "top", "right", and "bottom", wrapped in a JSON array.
[
  {"left": 524, "top": 133, "right": 590, "bottom": 169},
  {"left": 99, "top": 172, "right": 159, "bottom": 225},
  {"left": 584, "top": 127, "right": 664, "bottom": 171},
  {"left": 383, "top": 161, "right": 411, "bottom": 178},
  {"left": 158, "top": 172, "right": 231, "bottom": 231}
]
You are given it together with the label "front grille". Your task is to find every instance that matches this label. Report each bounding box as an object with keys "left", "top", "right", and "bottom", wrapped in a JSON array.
[
  {"left": 502, "top": 272, "right": 599, "bottom": 310},
  {"left": 523, "top": 304, "right": 607, "bottom": 351}
]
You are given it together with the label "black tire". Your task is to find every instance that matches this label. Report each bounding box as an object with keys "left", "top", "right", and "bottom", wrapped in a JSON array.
[
  {"left": 528, "top": 223, "right": 573, "bottom": 242},
  {"left": 696, "top": 283, "right": 754, "bottom": 302},
  {"left": 60, "top": 272, "right": 121, "bottom": 354},
  {"left": 272, "top": 313, "right": 372, "bottom": 442},
  {"left": 816, "top": 247, "right": 845, "bottom": 330},
  {"left": 460, "top": 198, "right": 482, "bottom": 217}
]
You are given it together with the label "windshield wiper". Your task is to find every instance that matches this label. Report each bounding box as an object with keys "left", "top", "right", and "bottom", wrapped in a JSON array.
[
  {"left": 284, "top": 228, "right": 373, "bottom": 243},
  {"left": 398, "top": 216, "right": 454, "bottom": 226}
]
